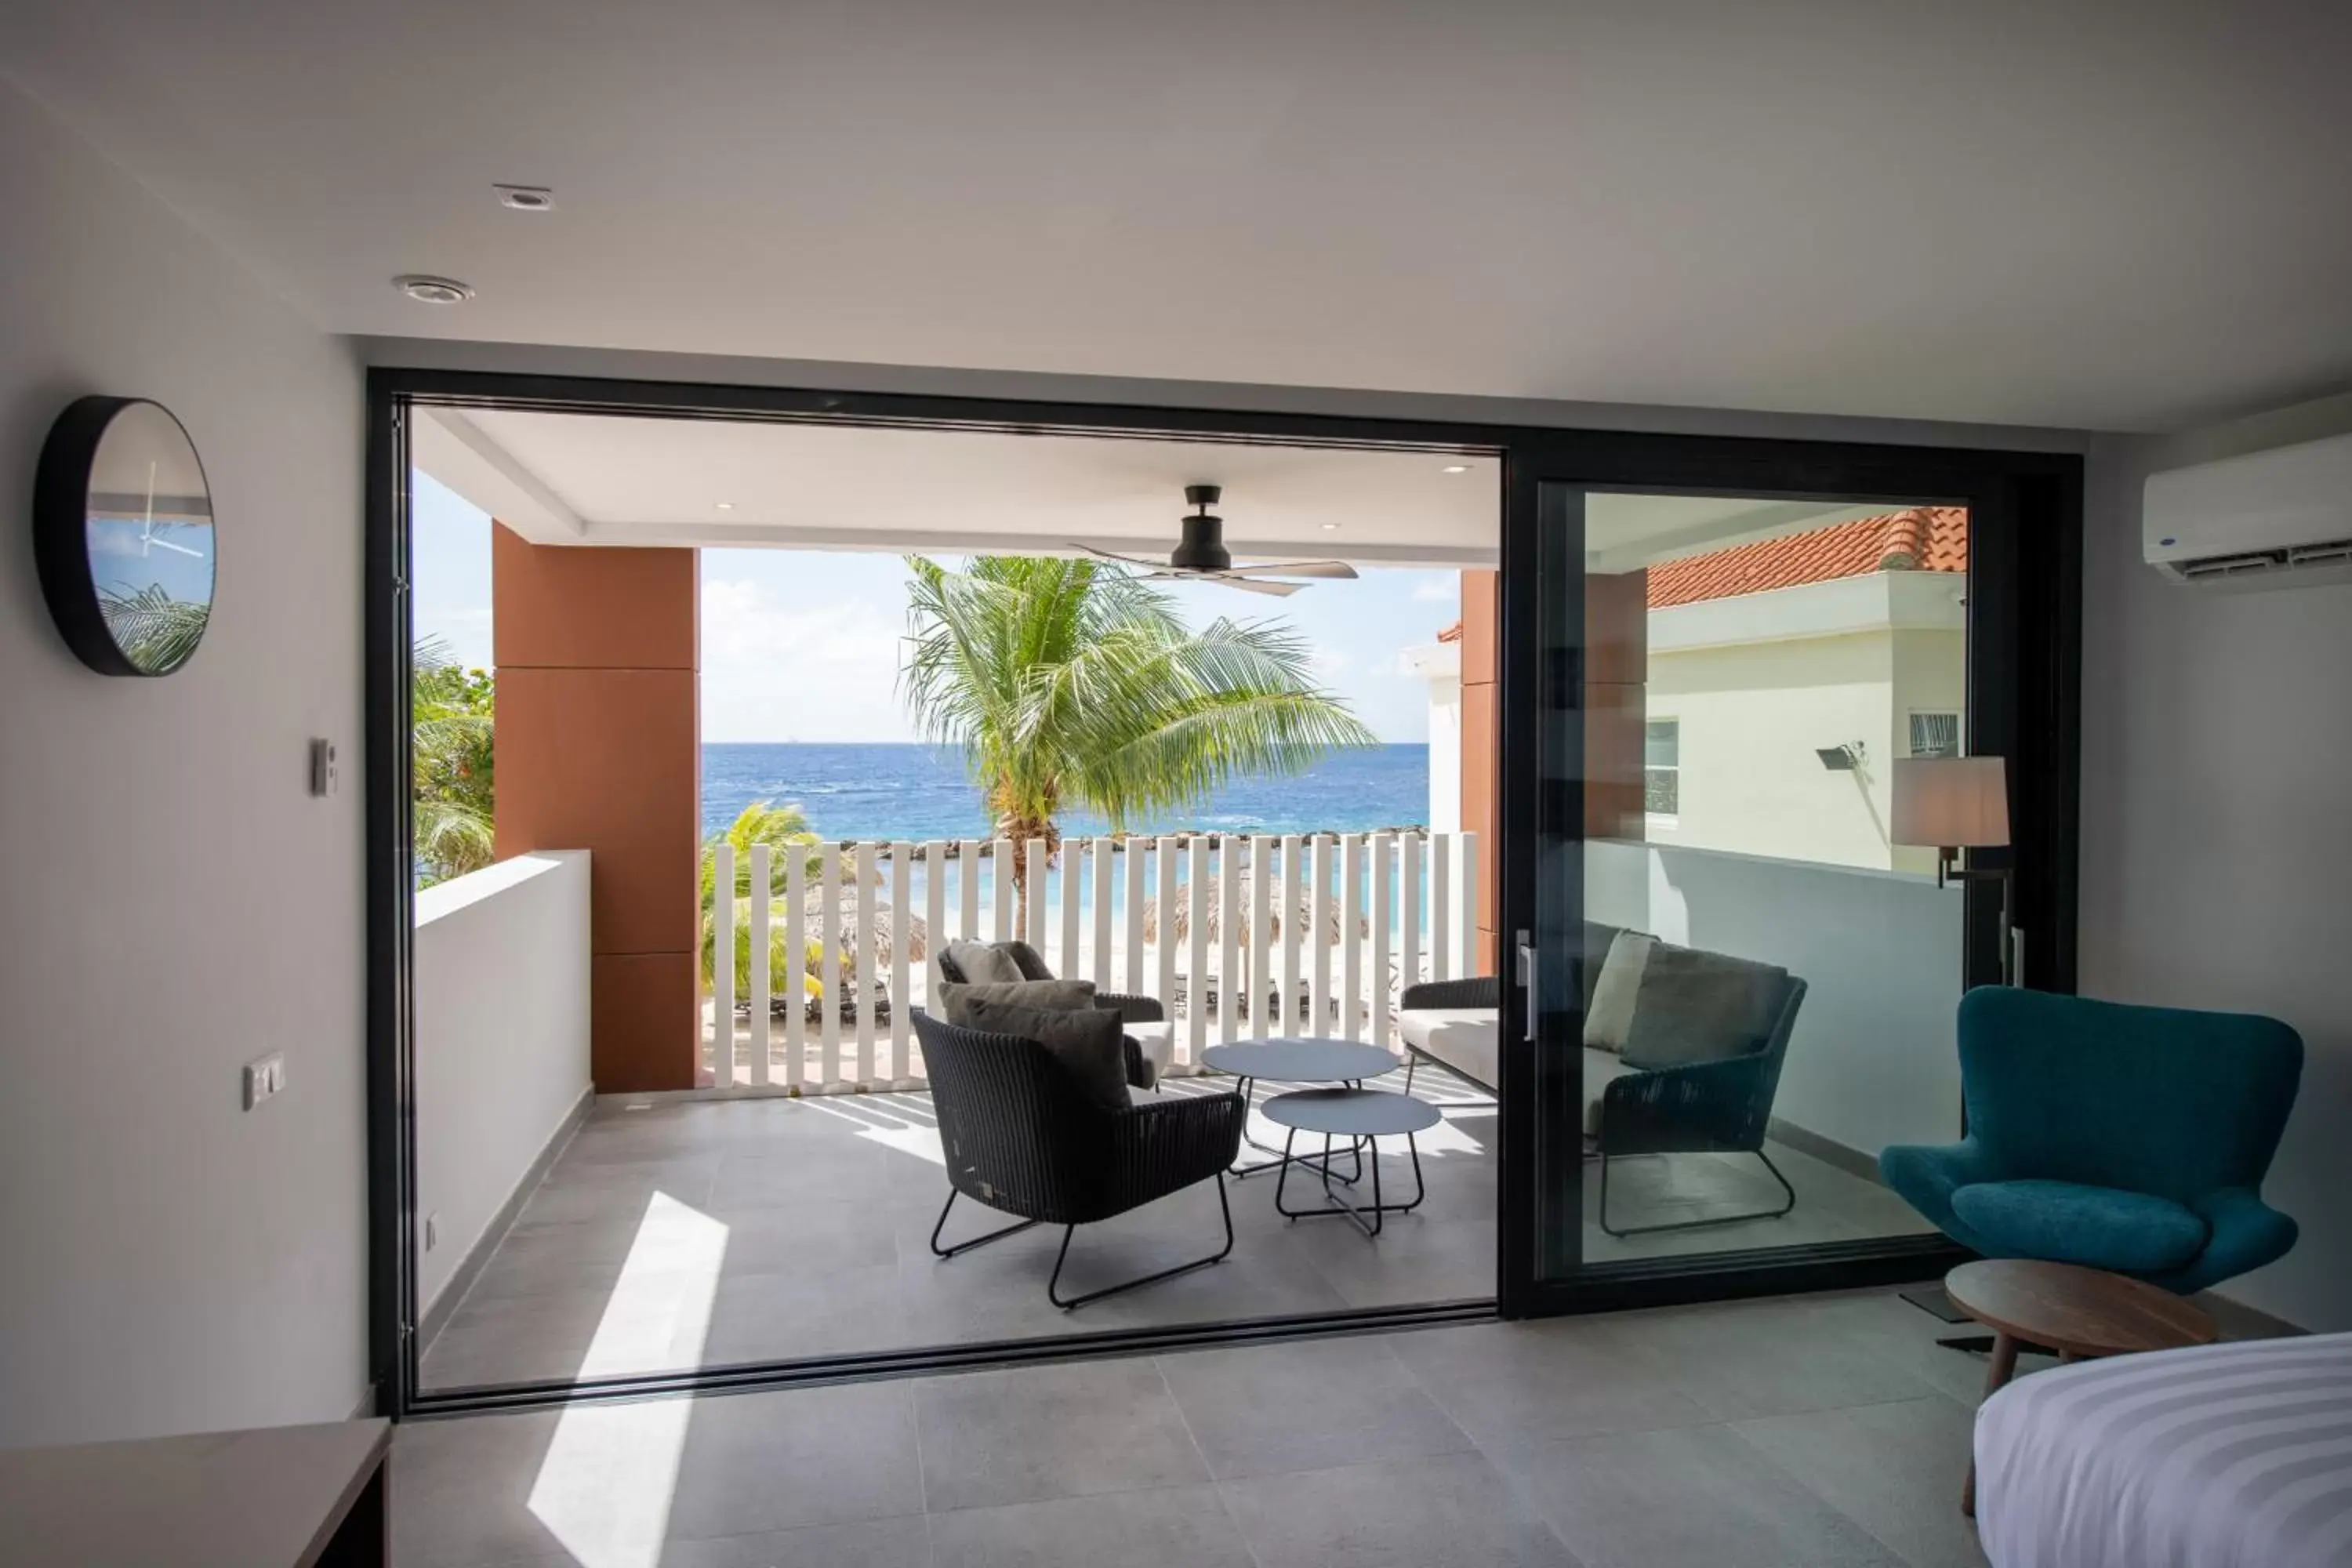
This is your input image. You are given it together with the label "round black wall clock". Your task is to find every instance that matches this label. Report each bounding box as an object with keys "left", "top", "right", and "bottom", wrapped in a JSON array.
[{"left": 34, "top": 396, "right": 216, "bottom": 677}]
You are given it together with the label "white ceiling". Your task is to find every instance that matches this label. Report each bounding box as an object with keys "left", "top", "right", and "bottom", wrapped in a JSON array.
[
  {"left": 413, "top": 406, "right": 1882, "bottom": 569},
  {"left": 9, "top": 1, "right": 2348, "bottom": 432},
  {"left": 416, "top": 410, "right": 1503, "bottom": 563}
]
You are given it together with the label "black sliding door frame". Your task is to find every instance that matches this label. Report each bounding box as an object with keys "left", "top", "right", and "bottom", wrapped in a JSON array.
[
  {"left": 1493, "top": 434, "right": 2082, "bottom": 1318},
  {"left": 364, "top": 366, "right": 2080, "bottom": 1416}
]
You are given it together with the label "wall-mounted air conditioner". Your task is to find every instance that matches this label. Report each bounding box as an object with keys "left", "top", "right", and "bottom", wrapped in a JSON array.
[{"left": 2143, "top": 430, "right": 2352, "bottom": 589}]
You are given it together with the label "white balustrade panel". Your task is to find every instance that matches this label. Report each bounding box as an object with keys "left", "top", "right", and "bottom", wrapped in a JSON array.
[{"left": 699, "top": 826, "right": 1477, "bottom": 1093}]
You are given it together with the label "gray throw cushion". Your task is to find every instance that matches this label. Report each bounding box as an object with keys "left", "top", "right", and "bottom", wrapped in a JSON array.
[
  {"left": 942, "top": 938, "right": 1024, "bottom": 985},
  {"left": 936, "top": 978, "right": 1096, "bottom": 1029},
  {"left": 1619, "top": 944, "right": 1788, "bottom": 1070},
  {"left": 960, "top": 996, "right": 1132, "bottom": 1109}
]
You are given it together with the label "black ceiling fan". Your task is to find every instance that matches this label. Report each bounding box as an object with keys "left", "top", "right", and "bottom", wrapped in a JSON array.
[{"left": 1073, "top": 485, "right": 1359, "bottom": 596}]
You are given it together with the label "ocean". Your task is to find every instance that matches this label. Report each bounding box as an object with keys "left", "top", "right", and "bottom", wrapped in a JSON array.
[
  {"left": 702, "top": 742, "right": 1431, "bottom": 844},
  {"left": 702, "top": 743, "right": 1444, "bottom": 931}
]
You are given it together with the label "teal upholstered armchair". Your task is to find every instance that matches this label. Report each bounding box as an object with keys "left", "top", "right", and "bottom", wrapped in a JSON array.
[{"left": 1882, "top": 987, "right": 2302, "bottom": 1295}]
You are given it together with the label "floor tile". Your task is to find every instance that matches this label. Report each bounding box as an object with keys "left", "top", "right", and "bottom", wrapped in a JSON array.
[
  {"left": 914, "top": 1359, "right": 1209, "bottom": 1512},
  {"left": 1733, "top": 1396, "right": 1988, "bottom": 1568},
  {"left": 664, "top": 1382, "right": 924, "bottom": 1537},
  {"left": 928, "top": 1485, "right": 1254, "bottom": 1568},
  {"left": 1596, "top": 1295, "right": 1937, "bottom": 1419},
  {"left": 1385, "top": 1319, "right": 1714, "bottom": 1444},
  {"left": 1489, "top": 1421, "right": 1904, "bottom": 1568},
  {"left": 1156, "top": 1336, "right": 1472, "bottom": 1480},
  {"left": 1219, "top": 1450, "right": 1581, "bottom": 1568}
]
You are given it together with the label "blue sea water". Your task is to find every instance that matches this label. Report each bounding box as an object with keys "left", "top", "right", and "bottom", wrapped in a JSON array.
[
  {"left": 699, "top": 742, "right": 1453, "bottom": 944},
  {"left": 702, "top": 742, "right": 1430, "bottom": 843}
]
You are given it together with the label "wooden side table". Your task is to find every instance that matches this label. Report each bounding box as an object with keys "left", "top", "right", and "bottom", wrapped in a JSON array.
[{"left": 1944, "top": 1259, "right": 2218, "bottom": 1519}]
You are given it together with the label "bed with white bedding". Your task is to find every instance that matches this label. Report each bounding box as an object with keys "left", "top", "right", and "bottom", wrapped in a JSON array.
[{"left": 1975, "top": 1332, "right": 2352, "bottom": 1568}]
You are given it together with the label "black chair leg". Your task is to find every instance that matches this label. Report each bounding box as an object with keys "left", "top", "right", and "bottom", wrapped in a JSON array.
[
  {"left": 1047, "top": 1173, "right": 1236, "bottom": 1310},
  {"left": 929, "top": 1188, "right": 1040, "bottom": 1258},
  {"left": 1595, "top": 1149, "right": 1799, "bottom": 1239}
]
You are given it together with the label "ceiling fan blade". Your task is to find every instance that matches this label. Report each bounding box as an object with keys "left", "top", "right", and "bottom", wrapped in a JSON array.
[
  {"left": 1075, "top": 543, "right": 1174, "bottom": 570},
  {"left": 1207, "top": 575, "right": 1302, "bottom": 597},
  {"left": 1233, "top": 560, "right": 1359, "bottom": 579}
]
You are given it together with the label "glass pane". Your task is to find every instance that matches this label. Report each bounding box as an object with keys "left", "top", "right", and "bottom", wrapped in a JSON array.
[{"left": 1535, "top": 488, "right": 1965, "bottom": 1284}]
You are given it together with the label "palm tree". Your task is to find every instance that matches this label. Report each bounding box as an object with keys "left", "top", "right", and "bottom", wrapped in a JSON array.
[
  {"left": 412, "top": 638, "right": 495, "bottom": 886},
  {"left": 699, "top": 799, "right": 823, "bottom": 908},
  {"left": 100, "top": 583, "right": 210, "bottom": 673},
  {"left": 900, "top": 557, "right": 1377, "bottom": 890}
]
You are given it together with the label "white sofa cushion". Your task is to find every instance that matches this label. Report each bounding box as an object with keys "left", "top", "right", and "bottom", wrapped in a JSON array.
[
  {"left": 1121, "top": 1019, "right": 1177, "bottom": 1079},
  {"left": 1399, "top": 1007, "right": 1639, "bottom": 1135}
]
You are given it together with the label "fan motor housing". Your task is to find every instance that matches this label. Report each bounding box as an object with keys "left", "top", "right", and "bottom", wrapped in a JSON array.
[{"left": 1171, "top": 513, "right": 1232, "bottom": 572}]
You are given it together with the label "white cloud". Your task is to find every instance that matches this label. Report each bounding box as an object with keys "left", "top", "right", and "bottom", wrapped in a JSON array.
[
  {"left": 1411, "top": 572, "right": 1459, "bottom": 603},
  {"left": 701, "top": 578, "right": 902, "bottom": 670}
]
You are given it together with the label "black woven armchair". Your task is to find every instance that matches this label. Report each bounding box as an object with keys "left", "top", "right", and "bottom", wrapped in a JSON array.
[
  {"left": 1594, "top": 978, "right": 1806, "bottom": 1236},
  {"left": 935, "top": 938, "right": 1166, "bottom": 1088},
  {"left": 913, "top": 1010, "right": 1246, "bottom": 1308}
]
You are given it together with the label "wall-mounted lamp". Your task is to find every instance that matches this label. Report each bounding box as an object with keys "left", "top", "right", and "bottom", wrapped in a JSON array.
[
  {"left": 1816, "top": 742, "right": 1866, "bottom": 771},
  {"left": 1893, "top": 755, "right": 2018, "bottom": 984}
]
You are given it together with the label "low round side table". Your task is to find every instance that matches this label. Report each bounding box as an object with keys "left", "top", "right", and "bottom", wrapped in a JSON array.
[
  {"left": 1200, "top": 1039, "right": 1399, "bottom": 1181},
  {"left": 1944, "top": 1258, "right": 2219, "bottom": 1518},
  {"left": 1262, "top": 1087, "right": 1442, "bottom": 1238}
]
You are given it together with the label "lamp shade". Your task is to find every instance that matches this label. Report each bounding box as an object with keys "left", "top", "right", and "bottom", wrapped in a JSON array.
[{"left": 1891, "top": 756, "right": 2009, "bottom": 848}]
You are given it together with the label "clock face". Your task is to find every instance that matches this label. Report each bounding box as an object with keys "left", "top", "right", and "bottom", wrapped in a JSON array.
[
  {"left": 36, "top": 397, "right": 217, "bottom": 677},
  {"left": 84, "top": 403, "right": 215, "bottom": 675}
]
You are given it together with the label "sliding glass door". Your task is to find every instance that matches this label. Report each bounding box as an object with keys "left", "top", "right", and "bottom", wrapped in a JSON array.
[{"left": 1497, "top": 445, "right": 2079, "bottom": 1313}]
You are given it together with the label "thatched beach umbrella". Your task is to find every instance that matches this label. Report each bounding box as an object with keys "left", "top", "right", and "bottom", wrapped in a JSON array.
[
  {"left": 799, "top": 888, "right": 930, "bottom": 967},
  {"left": 1140, "top": 873, "right": 1367, "bottom": 947}
]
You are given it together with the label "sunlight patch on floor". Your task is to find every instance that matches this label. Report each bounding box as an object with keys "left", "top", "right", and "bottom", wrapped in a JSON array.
[{"left": 526, "top": 1192, "right": 728, "bottom": 1568}]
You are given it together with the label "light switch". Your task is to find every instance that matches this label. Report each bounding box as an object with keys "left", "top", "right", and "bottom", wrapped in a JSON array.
[
  {"left": 244, "top": 1052, "right": 286, "bottom": 1109},
  {"left": 309, "top": 739, "right": 338, "bottom": 797}
]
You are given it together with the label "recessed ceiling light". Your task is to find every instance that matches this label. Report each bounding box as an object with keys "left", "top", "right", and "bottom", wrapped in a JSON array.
[
  {"left": 1441, "top": 463, "right": 1470, "bottom": 474},
  {"left": 1321, "top": 522, "right": 1341, "bottom": 531},
  {"left": 394, "top": 274, "right": 473, "bottom": 304},
  {"left": 715, "top": 502, "right": 735, "bottom": 511},
  {"left": 495, "top": 184, "right": 555, "bottom": 212}
]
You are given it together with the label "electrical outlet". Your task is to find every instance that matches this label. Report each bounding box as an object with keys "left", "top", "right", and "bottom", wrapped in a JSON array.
[
  {"left": 309, "top": 738, "right": 339, "bottom": 797},
  {"left": 243, "top": 1052, "right": 286, "bottom": 1109},
  {"left": 424, "top": 1213, "right": 441, "bottom": 1251}
]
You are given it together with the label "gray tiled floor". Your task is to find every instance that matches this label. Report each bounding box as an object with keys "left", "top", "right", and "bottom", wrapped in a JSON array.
[
  {"left": 422, "top": 1079, "right": 1930, "bottom": 1392},
  {"left": 393, "top": 1286, "right": 2002, "bottom": 1567}
]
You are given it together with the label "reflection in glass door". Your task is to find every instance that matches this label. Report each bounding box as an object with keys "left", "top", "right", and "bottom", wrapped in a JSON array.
[{"left": 1508, "top": 481, "right": 1981, "bottom": 1299}]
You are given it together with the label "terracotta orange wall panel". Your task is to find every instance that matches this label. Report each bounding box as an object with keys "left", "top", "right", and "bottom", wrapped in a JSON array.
[
  {"left": 591, "top": 952, "right": 699, "bottom": 1093},
  {"left": 1460, "top": 677, "right": 1497, "bottom": 952},
  {"left": 492, "top": 524, "right": 702, "bottom": 1091},
  {"left": 493, "top": 525, "right": 698, "bottom": 672},
  {"left": 1585, "top": 571, "right": 1649, "bottom": 688},
  {"left": 1459, "top": 570, "right": 1498, "bottom": 975},
  {"left": 495, "top": 666, "right": 700, "bottom": 956},
  {"left": 1459, "top": 569, "right": 1497, "bottom": 679}
]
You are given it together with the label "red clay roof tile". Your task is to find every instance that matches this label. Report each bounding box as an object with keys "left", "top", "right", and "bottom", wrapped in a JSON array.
[{"left": 1644, "top": 506, "right": 1966, "bottom": 609}]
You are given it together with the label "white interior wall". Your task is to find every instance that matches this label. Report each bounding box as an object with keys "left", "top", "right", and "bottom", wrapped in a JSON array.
[
  {"left": 1587, "top": 840, "right": 1965, "bottom": 1161},
  {"left": 413, "top": 853, "right": 592, "bottom": 1322},
  {"left": 2081, "top": 395, "right": 2352, "bottom": 1332},
  {"left": 0, "top": 76, "right": 366, "bottom": 1444}
]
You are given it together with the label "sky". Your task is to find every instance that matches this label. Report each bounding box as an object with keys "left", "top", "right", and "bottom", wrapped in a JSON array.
[{"left": 412, "top": 469, "right": 1457, "bottom": 743}]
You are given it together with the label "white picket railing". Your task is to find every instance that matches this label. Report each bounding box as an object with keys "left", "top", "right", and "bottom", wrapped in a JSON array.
[{"left": 706, "top": 830, "right": 1478, "bottom": 1094}]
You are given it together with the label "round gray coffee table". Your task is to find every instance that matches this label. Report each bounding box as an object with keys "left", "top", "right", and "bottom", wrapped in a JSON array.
[
  {"left": 1200, "top": 1039, "right": 1399, "bottom": 1181},
  {"left": 1264, "top": 1087, "right": 1442, "bottom": 1237}
]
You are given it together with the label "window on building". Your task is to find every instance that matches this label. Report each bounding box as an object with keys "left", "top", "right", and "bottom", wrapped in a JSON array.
[
  {"left": 1909, "top": 711, "right": 1962, "bottom": 759},
  {"left": 1645, "top": 719, "right": 1680, "bottom": 815}
]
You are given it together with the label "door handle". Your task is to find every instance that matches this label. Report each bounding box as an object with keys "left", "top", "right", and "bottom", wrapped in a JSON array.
[{"left": 1515, "top": 930, "right": 1536, "bottom": 1042}]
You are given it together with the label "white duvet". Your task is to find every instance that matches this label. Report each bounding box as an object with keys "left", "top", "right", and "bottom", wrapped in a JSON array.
[{"left": 1976, "top": 1331, "right": 2352, "bottom": 1568}]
